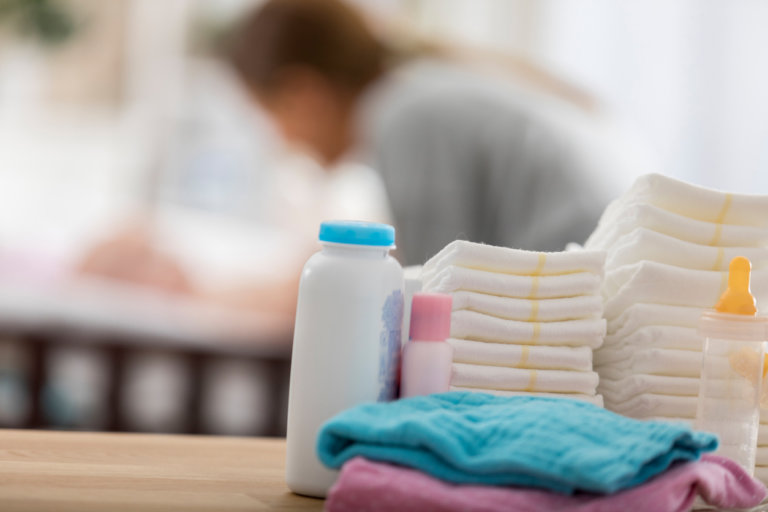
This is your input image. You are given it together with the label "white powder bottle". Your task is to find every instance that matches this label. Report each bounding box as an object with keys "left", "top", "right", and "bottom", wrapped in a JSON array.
[{"left": 285, "top": 220, "right": 403, "bottom": 497}]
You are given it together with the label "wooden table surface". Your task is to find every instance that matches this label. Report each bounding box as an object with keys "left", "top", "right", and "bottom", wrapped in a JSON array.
[{"left": 0, "top": 430, "right": 324, "bottom": 512}]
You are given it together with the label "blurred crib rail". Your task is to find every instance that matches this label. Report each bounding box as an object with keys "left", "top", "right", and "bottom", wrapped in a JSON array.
[{"left": 0, "top": 279, "right": 294, "bottom": 436}]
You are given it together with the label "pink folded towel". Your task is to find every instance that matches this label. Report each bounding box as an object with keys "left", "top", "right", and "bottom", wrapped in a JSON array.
[{"left": 326, "top": 455, "right": 766, "bottom": 512}]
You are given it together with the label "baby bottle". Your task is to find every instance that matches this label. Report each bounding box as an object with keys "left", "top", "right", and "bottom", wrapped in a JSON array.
[
  {"left": 400, "top": 293, "right": 454, "bottom": 397},
  {"left": 696, "top": 257, "right": 768, "bottom": 474},
  {"left": 285, "top": 221, "right": 404, "bottom": 497}
]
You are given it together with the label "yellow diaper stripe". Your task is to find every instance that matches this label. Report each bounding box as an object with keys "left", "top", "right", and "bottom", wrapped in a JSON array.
[
  {"left": 528, "top": 276, "right": 540, "bottom": 299},
  {"left": 527, "top": 301, "right": 540, "bottom": 322},
  {"left": 712, "top": 247, "right": 725, "bottom": 271},
  {"left": 715, "top": 193, "right": 733, "bottom": 224},
  {"left": 533, "top": 253, "right": 547, "bottom": 274},
  {"left": 524, "top": 370, "right": 538, "bottom": 392},
  {"left": 708, "top": 193, "right": 732, "bottom": 245},
  {"left": 531, "top": 323, "right": 541, "bottom": 344},
  {"left": 709, "top": 223, "right": 724, "bottom": 246},
  {"left": 517, "top": 346, "right": 531, "bottom": 368}
]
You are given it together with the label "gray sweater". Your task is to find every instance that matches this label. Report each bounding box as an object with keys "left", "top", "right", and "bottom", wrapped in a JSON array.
[{"left": 363, "top": 60, "right": 614, "bottom": 266}]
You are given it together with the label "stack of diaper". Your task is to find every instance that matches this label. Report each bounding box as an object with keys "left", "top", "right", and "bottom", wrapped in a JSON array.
[
  {"left": 585, "top": 173, "right": 768, "bottom": 481},
  {"left": 420, "top": 240, "right": 606, "bottom": 405}
]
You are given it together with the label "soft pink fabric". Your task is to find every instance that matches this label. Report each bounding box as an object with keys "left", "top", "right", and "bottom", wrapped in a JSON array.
[{"left": 325, "top": 455, "right": 767, "bottom": 512}]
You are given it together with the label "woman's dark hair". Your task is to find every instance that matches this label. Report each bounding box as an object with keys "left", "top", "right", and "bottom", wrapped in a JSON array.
[{"left": 226, "top": 0, "right": 385, "bottom": 94}]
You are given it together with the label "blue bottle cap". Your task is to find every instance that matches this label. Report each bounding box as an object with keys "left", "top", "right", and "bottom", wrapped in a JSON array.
[{"left": 318, "top": 220, "right": 395, "bottom": 247}]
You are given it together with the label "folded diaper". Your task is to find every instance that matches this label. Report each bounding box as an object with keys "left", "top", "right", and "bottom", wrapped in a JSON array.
[
  {"left": 598, "top": 375, "right": 700, "bottom": 400},
  {"left": 326, "top": 455, "right": 766, "bottom": 512},
  {"left": 451, "top": 363, "right": 598, "bottom": 394},
  {"left": 448, "top": 386, "right": 604, "bottom": 406},
  {"left": 756, "top": 466, "right": 768, "bottom": 485},
  {"left": 756, "top": 448, "right": 768, "bottom": 466},
  {"left": 607, "top": 304, "right": 705, "bottom": 338},
  {"left": 317, "top": 392, "right": 717, "bottom": 494},
  {"left": 422, "top": 240, "right": 606, "bottom": 278},
  {"left": 600, "top": 173, "right": 768, "bottom": 227},
  {"left": 586, "top": 201, "right": 768, "bottom": 250},
  {"left": 602, "top": 325, "right": 704, "bottom": 352},
  {"left": 448, "top": 338, "right": 593, "bottom": 371},
  {"left": 605, "top": 393, "right": 698, "bottom": 419},
  {"left": 423, "top": 266, "right": 602, "bottom": 299},
  {"left": 596, "top": 348, "right": 701, "bottom": 378},
  {"left": 451, "top": 291, "right": 603, "bottom": 322},
  {"left": 450, "top": 310, "right": 606, "bottom": 348},
  {"left": 603, "top": 261, "right": 768, "bottom": 319},
  {"left": 605, "top": 227, "right": 768, "bottom": 271}
]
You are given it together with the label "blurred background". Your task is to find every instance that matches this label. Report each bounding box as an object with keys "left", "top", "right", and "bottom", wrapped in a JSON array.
[{"left": 1, "top": 0, "right": 767, "bottom": 436}]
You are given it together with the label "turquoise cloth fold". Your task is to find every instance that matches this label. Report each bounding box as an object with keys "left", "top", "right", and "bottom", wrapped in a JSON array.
[{"left": 317, "top": 392, "right": 717, "bottom": 494}]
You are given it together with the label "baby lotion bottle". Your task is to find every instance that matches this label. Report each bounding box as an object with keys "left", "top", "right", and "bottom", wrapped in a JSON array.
[
  {"left": 696, "top": 257, "right": 768, "bottom": 474},
  {"left": 400, "top": 293, "right": 453, "bottom": 397},
  {"left": 285, "top": 221, "right": 403, "bottom": 497}
]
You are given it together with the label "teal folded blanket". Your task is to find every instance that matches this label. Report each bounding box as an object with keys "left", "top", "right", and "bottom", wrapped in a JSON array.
[{"left": 317, "top": 392, "right": 717, "bottom": 494}]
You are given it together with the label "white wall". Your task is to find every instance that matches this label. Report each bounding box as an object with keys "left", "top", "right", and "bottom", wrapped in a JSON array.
[{"left": 407, "top": 0, "right": 768, "bottom": 193}]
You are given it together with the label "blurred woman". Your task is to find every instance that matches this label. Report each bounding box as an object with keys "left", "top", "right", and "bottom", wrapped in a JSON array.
[
  {"left": 226, "top": 0, "right": 616, "bottom": 265},
  {"left": 80, "top": 0, "right": 619, "bottom": 315}
]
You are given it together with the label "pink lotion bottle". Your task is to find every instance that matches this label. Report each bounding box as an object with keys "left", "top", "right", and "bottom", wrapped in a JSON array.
[{"left": 400, "top": 293, "right": 454, "bottom": 397}]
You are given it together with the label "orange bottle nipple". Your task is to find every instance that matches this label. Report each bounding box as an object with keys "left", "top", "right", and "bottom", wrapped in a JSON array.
[{"left": 715, "top": 256, "right": 757, "bottom": 316}]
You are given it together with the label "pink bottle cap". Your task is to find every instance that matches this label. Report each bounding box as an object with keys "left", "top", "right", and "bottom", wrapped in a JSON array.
[{"left": 409, "top": 293, "right": 452, "bottom": 342}]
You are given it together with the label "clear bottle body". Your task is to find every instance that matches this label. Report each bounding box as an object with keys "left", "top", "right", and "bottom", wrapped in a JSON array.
[
  {"left": 285, "top": 242, "right": 403, "bottom": 497},
  {"left": 696, "top": 335, "right": 764, "bottom": 474}
]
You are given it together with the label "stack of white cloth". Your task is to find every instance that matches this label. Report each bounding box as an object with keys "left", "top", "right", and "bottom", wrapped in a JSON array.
[
  {"left": 586, "top": 173, "right": 768, "bottom": 481},
  {"left": 420, "top": 240, "right": 607, "bottom": 406}
]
